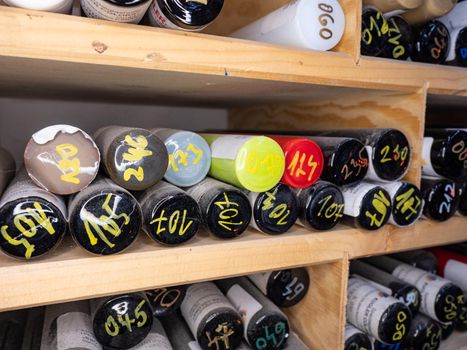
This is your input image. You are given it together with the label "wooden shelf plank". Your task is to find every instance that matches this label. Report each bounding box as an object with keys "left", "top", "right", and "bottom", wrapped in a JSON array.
[
  {"left": 357, "top": 57, "right": 467, "bottom": 96},
  {"left": 0, "top": 228, "right": 347, "bottom": 312},
  {"left": 0, "top": 7, "right": 467, "bottom": 105},
  {"left": 0, "top": 217, "right": 465, "bottom": 312}
]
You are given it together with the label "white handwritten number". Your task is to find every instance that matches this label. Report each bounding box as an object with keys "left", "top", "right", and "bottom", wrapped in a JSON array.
[
  {"left": 282, "top": 277, "right": 305, "bottom": 301},
  {"left": 439, "top": 184, "right": 455, "bottom": 214}
]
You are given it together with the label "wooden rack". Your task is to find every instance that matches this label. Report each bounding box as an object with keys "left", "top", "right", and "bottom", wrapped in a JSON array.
[{"left": 0, "top": 2, "right": 466, "bottom": 349}]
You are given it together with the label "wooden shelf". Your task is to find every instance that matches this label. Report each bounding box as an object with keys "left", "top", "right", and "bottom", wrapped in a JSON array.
[
  {"left": 0, "top": 7, "right": 467, "bottom": 106},
  {"left": 1, "top": 217, "right": 465, "bottom": 312},
  {"left": 0, "top": 4, "right": 466, "bottom": 348}
]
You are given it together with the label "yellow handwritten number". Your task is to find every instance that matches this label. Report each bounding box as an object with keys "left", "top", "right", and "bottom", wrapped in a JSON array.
[
  {"left": 1, "top": 202, "right": 55, "bottom": 259},
  {"left": 365, "top": 190, "right": 390, "bottom": 228},
  {"left": 123, "top": 135, "right": 153, "bottom": 182},
  {"left": 56, "top": 143, "right": 81, "bottom": 184},
  {"left": 83, "top": 193, "right": 130, "bottom": 248}
]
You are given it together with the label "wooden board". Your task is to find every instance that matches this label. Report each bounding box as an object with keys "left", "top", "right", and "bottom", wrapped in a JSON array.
[
  {"left": 229, "top": 88, "right": 427, "bottom": 184},
  {"left": 0, "top": 7, "right": 467, "bottom": 106},
  {"left": 0, "top": 217, "right": 465, "bottom": 312},
  {"left": 357, "top": 56, "right": 467, "bottom": 96},
  {"left": 0, "top": 56, "right": 387, "bottom": 107},
  {"left": 285, "top": 258, "right": 349, "bottom": 349},
  {"left": 335, "top": 0, "right": 361, "bottom": 59}
]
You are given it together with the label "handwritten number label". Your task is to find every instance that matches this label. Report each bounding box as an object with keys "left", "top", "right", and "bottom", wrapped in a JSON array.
[
  {"left": 122, "top": 135, "right": 153, "bottom": 182},
  {"left": 261, "top": 187, "right": 291, "bottom": 226},
  {"left": 395, "top": 188, "right": 422, "bottom": 220},
  {"left": 1, "top": 202, "right": 56, "bottom": 259},
  {"left": 104, "top": 300, "right": 148, "bottom": 337},
  {"left": 404, "top": 290, "right": 419, "bottom": 309},
  {"left": 262, "top": 154, "right": 281, "bottom": 174},
  {"left": 123, "top": 135, "right": 152, "bottom": 161},
  {"left": 56, "top": 143, "right": 81, "bottom": 184},
  {"left": 317, "top": 195, "right": 344, "bottom": 222},
  {"left": 282, "top": 276, "right": 305, "bottom": 302},
  {"left": 105, "top": 316, "right": 119, "bottom": 337},
  {"left": 380, "top": 144, "right": 408, "bottom": 166},
  {"left": 444, "top": 294, "right": 464, "bottom": 321},
  {"left": 151, "top": 209, "right": 194, "bottom": 236},
  {"left": 431, "top": 26, "right": 449, "bottom": 60},
  {"left": 262, "top": 188, "right": 278, "bottom": 211},
  {"left": 169, "top": 143, "right": 204, "bottom": 172},
  {"left": 365, "top": 190, "right": 391, "bottom": 228},
  {"left": 83, "top": 194, "right": 130, "bottom": 248},
  {"left": 340, "top": 149, "right": 369, "bottom": 181},
  {"left": 392, "top": 311, "right": 407, "bottom": 342},
  {"left": 214, "top": 193, "right": 244, "bottom": 231},
  {"left": 255, "top": 322, "right": 287, "bottom": 349},
  {"left": 269, "top": 204, "right": 290, "bottom": 225},
  {"left": 117, "top": 314, "right": 135, "bottom": 333},
  {"left": 148, "top": 288, "right": 182, "bottom": 309},
  {"left": 452, "top": 141, "right": 467, "bottom": 168},
  {"left": 206, "top": 322, "right": 235, "bottom": 350},
  {"left": 187, "top": 143, "right": 203, "bottom": 164},
  {"left": 362, "top": 11, "right": 388, "bottom": 45},
  {"left": 135, "top": 299, "right": 148, "bottom": 327},
  {"left": 287, "top": 151, "right": 318, "bottom": 181},
  {"left": 387, "top": 18, "right": 405, "bottom": 59},
  {"left": 318, "top": 3, "right": 334, "bottom": 40},
  {"left": 422, "top": 324, "right": 441, "bottom": 350},
  {"left": 439, "top": 183, "right": 456, "bottom": 215}
]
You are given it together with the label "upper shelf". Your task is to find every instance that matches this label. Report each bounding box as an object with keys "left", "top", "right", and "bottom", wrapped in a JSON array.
[
  {"left": 0, "top": 216, "right": 465, "bottom": 312},
  {"left": 0, "top": 7, "right": 466, "bottom": 106}
]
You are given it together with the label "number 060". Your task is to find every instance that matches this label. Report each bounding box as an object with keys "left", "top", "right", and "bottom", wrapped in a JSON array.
[{"left": 318, "top": 3, "right": 334, "bottom": 40}]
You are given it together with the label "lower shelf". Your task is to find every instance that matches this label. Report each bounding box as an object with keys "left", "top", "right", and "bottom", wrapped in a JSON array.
[{"left": 0, "top": 217, "right": 465, "bottom": 312}]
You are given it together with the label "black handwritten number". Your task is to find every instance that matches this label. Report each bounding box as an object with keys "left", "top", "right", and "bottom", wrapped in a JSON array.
[
  {"left": 319, "top": 13, "right": 334, "bottom": 26},
  {"left": 319, "top": 2, "right": 333, "bottom": 12},
  {"left": 318, "top": 3, "right": 334, "bottom": 40}
]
